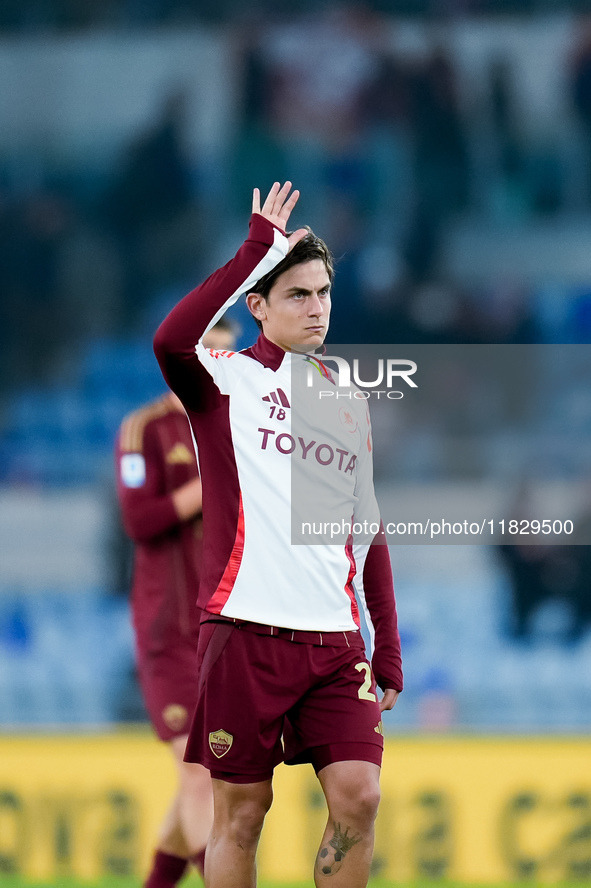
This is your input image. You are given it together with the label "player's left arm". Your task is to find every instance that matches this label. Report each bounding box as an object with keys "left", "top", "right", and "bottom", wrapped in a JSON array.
[
  {"left": 359, "top": 536, "right": 403, "bottom": 702},
  {"left": 116, "top": 433, "right": 178, "bottom": 542},
  {"left": 115, "top": 422, "right": 200, "bottom": 542},
  {"left": 352, "top": 403, "right": 403, "bottom": 704}
]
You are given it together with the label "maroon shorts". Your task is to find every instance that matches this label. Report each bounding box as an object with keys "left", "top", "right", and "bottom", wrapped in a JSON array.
[
  {"left": 136, "top": 639, "right": 200, "bottom": 742},
  {"left": 183, "top": 621, "right": 384, "bottom": 782}
]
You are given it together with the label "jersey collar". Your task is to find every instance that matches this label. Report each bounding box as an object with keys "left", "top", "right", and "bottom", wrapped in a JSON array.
[
  {"left": 241, "top": 333, "right": 286, "bottom": 371},
  {"left": 242, "top": 333, "right": 330, "bottom": 374}
]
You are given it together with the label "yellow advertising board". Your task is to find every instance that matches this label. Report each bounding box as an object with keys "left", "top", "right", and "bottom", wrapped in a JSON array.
[{"left": 0, "top": 732, "right": 589, "bottom": 882}]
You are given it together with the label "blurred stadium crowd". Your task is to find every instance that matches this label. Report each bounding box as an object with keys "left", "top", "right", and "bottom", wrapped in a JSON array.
[{"left": 1, "top": 2, "right": 591, "bottom": 732}]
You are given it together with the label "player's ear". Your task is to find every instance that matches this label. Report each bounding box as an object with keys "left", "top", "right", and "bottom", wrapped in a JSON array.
[{"left": 246, "top": 292, "right": 268, "bottom": 323}]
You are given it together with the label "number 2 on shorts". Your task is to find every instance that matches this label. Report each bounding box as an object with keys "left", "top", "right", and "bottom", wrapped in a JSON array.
[{"left": 355, "top": 662, "right": 377, "bottom": 702}]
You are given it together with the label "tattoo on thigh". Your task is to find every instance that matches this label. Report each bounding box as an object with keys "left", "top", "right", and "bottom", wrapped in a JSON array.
[{"left": 315, "top": 821, "right": 362, "bottom": 876}]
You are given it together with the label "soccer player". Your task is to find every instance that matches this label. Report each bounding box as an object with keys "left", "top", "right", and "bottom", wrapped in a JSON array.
[
  {"left": 116, "top": 319, "right": 236, "bottom": 888},
  {"left": 153, "top": 182, "right": 403, "bottom": 888}
]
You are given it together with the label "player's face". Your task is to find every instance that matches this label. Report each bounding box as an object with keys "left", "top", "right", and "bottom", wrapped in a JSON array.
[{"left": 260, "top": 259, "right": 331, "bottom": 352}]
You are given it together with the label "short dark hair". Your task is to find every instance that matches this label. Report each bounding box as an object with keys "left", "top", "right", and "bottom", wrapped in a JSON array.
[{"left": 249, "top": 227, "right": 334, "bottom": 330}]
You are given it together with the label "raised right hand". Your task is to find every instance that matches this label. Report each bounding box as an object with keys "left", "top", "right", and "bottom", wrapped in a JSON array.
[{"left": 252, "top": 182, "right": 308, "bottom": 252}]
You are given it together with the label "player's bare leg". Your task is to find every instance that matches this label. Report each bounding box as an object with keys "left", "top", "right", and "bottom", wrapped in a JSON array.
[
  {"left": 204, "top": 777, "right": 273, "bottom": 888},
  {"left": 146, "top": 734, "right": 213, "bottom": 885},
  {"left": 170, "top": 735, "right": 213, "bottom": 858},
  {"left": 145, "top": 790, "right": 189, "bottom": 888},
  {"left": 156, "top": 792, "right": 190, "bottom": 857},
  {"left": 314, "top": 761, "right": 381, "bottom": 888}
]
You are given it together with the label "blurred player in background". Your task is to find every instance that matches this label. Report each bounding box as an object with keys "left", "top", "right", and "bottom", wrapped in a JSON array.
[
  {"left": 116, "top": 318, "right": 236, "bottom": 888},
  {"left": 154, "top": 183, "right": 402, "bottom": 888}
]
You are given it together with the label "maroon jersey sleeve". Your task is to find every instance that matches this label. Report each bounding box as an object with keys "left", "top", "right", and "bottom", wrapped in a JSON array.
[
  {"left": 362, "top": 534, "right": 403, "bottom": 693},
  {"left": 153, "top": 214, "right": 284, "bottom": 412},
  {"left": 353, "top": 409, "right": 403, "bottom": 693},
  {"left": 115, "top": 421, "right": 179, "bottom": 543}
]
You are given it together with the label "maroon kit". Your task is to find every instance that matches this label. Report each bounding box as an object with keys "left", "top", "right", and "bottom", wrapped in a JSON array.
[
  {"left": 186, "top": 621, "right": 384, "bottom": 782},
  {"left": 116, "top": 393, "right": 202, "bottom": 741}
]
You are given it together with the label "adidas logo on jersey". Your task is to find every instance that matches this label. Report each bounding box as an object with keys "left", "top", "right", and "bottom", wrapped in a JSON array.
[{"left": 261, "top": 388, "right": 290, "bottom": 408}]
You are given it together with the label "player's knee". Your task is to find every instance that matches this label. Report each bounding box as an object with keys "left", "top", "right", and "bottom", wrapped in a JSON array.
[
  {"left": 227, "top": 794, "right": 271, "bottom": 848},
  {"left": 334, "top": 780, "right": 380, "bottom": 829},
  {"left": 356, "top": 783, "right": 381, "bottom": 824}
]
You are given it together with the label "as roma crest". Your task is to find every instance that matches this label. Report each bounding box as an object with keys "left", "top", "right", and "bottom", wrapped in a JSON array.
[{"left": 209, "top": 729, "right": 233, "bottom": 758}]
